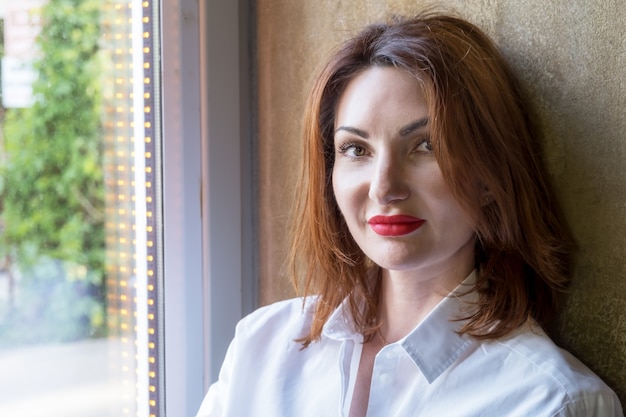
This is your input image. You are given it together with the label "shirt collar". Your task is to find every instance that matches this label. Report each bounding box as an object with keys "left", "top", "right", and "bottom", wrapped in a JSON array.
[
  {"left": 322, "top": 271, "right": 479, "bottom": 383},
  {"left": 322, "top": 298, "right": 363, "bottom": 343},
  {"left": 399, "top": 272, "right": 478, "bottom": 383}
]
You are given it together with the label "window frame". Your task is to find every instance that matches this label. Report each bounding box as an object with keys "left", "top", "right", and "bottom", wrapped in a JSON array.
[{"left": 161, "top": 0, "right": 255, "bottom": 415}]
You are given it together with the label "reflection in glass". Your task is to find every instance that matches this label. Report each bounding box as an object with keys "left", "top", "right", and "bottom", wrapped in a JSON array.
[{"left": 0, "top": 0, "right": 162, "bottom": 415}]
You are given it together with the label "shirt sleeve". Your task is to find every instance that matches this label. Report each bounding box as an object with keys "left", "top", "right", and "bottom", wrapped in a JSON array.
[
  {"left": 195, "top": 336, "right": 237, "bottom": 417},
  {"left": 552, "top": 391, "right": 624, "bottom": 417},
  {"left": 193, "top": 298, "right": 306, "bottom": 417}
]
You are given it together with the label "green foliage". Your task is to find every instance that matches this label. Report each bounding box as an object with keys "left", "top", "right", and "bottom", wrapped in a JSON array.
[
  {"left": 0, "top": 0, "right": 106, "bottom": 343},
  {"left": 0, "top": 258, "right": 105, "bottom": 347}
]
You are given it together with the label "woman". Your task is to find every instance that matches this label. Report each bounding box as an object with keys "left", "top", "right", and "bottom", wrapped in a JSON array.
[{"left": 197, "top": 12, "right": 623, "bottom": 417}]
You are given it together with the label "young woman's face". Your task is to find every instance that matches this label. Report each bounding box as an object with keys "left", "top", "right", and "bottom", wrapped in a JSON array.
[{"left": 332, "top": 66, "right": 475, "bottom": 278}]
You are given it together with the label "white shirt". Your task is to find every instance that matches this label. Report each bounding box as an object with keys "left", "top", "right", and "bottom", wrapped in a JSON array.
[{"left": 196, "top": 277, "right": 623, "bottom": 417}]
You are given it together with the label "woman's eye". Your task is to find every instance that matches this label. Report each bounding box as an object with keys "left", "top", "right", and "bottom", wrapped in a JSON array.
[
  {"left": 338, "top": 143, "right": 367, "bottom": 158},
  {"left": 414, "top": 139, "right": 433, "bottom": 153}
]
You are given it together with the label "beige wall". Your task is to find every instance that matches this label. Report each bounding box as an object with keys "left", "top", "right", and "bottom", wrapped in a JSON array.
[{"left": 256, "top": 0, "right": 626, "bottom": 401}]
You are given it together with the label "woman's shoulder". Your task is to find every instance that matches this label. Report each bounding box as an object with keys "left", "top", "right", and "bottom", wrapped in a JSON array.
[
  {"left": 496, "top": 324, "right": 602, "bottom": 385},
  {"left": 234, "top": 296, "right": 317, "bottom": 342},
  {"left": 489, "top": 322, "right": 622, "bottom": 414}
]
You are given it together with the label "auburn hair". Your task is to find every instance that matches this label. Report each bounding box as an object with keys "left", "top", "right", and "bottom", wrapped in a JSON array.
[{"left": 288, "top": 12, "right": 573, "bottom": 347}]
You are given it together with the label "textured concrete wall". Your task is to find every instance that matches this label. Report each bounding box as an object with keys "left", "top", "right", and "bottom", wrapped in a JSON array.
[{"left": 256, "top": 0, "right": 626, "bottom": 401}]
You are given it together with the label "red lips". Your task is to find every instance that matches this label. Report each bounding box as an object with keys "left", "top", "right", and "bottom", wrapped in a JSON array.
[{"left": 367, "top": 215, "right": 425, "bottom": 236}]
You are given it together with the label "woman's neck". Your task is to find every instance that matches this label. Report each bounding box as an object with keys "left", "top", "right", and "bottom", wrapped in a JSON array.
[{"left": 376, "top": 256, "right": 474, "bottom": 344}]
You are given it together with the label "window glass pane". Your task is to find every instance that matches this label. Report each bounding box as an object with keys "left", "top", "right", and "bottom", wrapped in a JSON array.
[{"left": 0, "top": 0, "right": 162, "bottom": 416}]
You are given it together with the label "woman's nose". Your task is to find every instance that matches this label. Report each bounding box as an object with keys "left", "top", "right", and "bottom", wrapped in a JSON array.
[{"left": 368, "top": 155, "right": 410, "bottom": 205}]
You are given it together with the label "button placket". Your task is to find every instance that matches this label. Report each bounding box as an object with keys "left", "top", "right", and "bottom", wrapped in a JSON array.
[{"left": 367, "top": 345, "right": 401, "bottom": 415}]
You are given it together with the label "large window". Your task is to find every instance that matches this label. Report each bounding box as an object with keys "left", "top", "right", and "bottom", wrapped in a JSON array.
[
  {"left": 0, "top": 0, "right": 163, "bottom": 415},
  {"left": 0, "top": 0, "right": 250, "bottom": 415}
]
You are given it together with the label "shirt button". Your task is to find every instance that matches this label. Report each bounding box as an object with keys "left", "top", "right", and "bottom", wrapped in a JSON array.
[
  {"left": 383, "top": 347, "right": 399, "bottom": 360},
  {"left": 379, "top": 372, "right": 391, "bottom": 385}
]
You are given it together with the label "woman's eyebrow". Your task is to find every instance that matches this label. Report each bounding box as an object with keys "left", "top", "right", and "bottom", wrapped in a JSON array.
[
  {"left": 334, "top": 126, "right": 369, "bottom": 139},
  {"left": 399, "top": 117, "right": 429, "bottom": 136}
]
